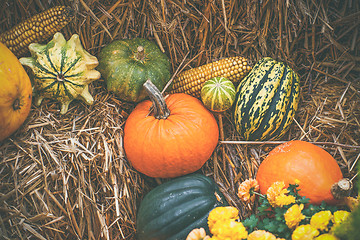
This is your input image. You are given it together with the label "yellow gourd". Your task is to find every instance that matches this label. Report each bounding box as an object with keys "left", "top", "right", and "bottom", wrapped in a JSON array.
[{"left": 0, "top": 42, "right": 32, "bottom": 141}]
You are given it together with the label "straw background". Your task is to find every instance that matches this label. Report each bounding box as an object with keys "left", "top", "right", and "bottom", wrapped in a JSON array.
[{"left": 0, "top": 0, "right": 359, "bottom": 239}]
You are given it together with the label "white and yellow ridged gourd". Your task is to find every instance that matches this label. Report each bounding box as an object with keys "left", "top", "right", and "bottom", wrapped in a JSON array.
[{"left": 20, "top": 32, "right": 101, "bottom": 114}]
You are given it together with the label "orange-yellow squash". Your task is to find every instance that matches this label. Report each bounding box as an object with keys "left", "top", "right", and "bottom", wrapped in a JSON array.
[{"left": 0, "top": 42, "right": 32, "bottom": 141}]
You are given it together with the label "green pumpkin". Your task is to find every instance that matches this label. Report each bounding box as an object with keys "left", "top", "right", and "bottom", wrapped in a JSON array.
[
  {"left": 233, "top": 57, "right": 300, "bottom": 141},
  {"left": 19, "top": 32, "right": 100, "bottom": 114},
  {"left": 136, "top": 174, "right": 228, "bottom": 240},
  {"left": 97, "top": 38, "right": 171, "bottom": 102},
  {"left": 201, "top": 76, "right": 236, "bottom": 112}
]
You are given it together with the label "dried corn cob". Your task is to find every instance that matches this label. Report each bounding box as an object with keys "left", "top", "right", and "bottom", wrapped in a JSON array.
[
  {"left": 0, "top": 6, "right": 74, "bottom": 57},
  {"left": 169, "top": 56, "right": 252, "bottom": 98}
]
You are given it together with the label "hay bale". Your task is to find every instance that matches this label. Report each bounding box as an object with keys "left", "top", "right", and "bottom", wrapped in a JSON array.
[{"left": 0, "top": 0, "right": 359, "bottom": 239}]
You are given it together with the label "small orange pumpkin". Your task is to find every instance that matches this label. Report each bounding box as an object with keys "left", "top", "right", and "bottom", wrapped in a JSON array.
[
  {"left": 256, "top": 140, "right": 348, "bottom": 205},
  {"left": 124, "top": 80, "right": 219, "bottom": 178},
  {"left": 0, "top": 42, "right": 32, "bottom": 141}
]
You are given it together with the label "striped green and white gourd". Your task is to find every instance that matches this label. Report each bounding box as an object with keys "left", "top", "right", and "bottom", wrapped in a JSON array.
[
  {"left": 233, "top": 57, "right": 300, "bottom": 141},
  {"left": 201, "top": 77, "right": 236, "bottom": 112},
  {"left": 20, "top": 32, "right": 100, "bottom": 114}
]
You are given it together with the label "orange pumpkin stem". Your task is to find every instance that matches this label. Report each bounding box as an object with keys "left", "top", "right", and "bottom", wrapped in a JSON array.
[
  {"left": 331, "top": 178, "right": 353, "bottom": 200},
  {"left": 143, "top": 79, "right": 170, "bottom": 119}
]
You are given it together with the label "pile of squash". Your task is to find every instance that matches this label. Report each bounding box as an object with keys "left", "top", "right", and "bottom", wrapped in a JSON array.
[{"left": 0, "top": 7, "right": 354, "bottom": 240}]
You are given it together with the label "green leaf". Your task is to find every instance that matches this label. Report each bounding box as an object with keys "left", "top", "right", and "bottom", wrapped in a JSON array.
[
  {"left": 274, "top": 207, "right": 287, "bottom": 221},
  {"left": 242, "top": 214, "right": 259, "bottom": 232},
  {"left": 298, "top": 196, "right": 310, "bottom": 205},
  {"left": 262, "top": 218, "right": 279, "bottom": 233},
  {"left": 277, "top": 223, "right": 288, "bottom": 233}
]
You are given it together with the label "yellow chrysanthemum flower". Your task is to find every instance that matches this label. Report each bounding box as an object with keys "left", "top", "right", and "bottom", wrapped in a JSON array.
[
  {"left": 267, "top": 182, "right": 288, "bottom": 201},
  {"left": 266, "top": 181, "right": 295, "bottom": 207},
  {"left": 314, "top": 233, "right": 339, "bottom": 240},
  {"left": 284, "top": 204, "right": 306, "bottom": 229},
  {"left": 275, "top": 194, "right": 296, "bottom": 207},
  {"left": 310, "top": 211, "right": 333, "bottom": 231},
  {"left": 206, "top": 237, "right": 219, "bottom": 240},
  {"left": 210, "top": 219, "right": 248, "bottom": 240},
  {"left": 247, "top": 230, "right": 277, "bottom": 240},
  {"left": 292, "top": 225, "right": 319, "bottom": 240},
  {"left": 332, "top": 210, "right": 350, "bottom": 225},
  {"left": 186, "top": 228, "right": 210, "bottom": 240},
  {"left": 208, "top": 206, "right": 239, "bottom": 229},
  {"left": 237, "top": 178, "right": 260, "bottom": 203}
]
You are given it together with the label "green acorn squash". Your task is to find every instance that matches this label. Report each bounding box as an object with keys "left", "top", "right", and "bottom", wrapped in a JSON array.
[
  {"left": 19, "top": 32, "right": 100, "bottom": 114},
  {"left": 201, "top": 76, "right": 236, "bottom": 112},
  {"left": 136, "top": 174, "right": 228, "bottom": 240},
  {"left": 233, "top": 57, "right": 300, "bottom": 141},
  {"left": 97, "top": 38, "right": 171, "bottom": 102}
]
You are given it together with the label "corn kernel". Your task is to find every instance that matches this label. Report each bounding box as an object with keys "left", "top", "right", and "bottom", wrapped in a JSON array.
[
  {"left": 169, "top": 56, "right": 252, "bottom": 98},
  {"left": 0, "top": 6, "right": 74, "bottom": 57}
]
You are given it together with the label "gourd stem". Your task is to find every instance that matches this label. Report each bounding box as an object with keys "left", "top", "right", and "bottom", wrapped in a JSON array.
[
  {"left": 136, "top": 46, "right": 145, "bottom": 61},
  {"left": 13, "top": 98, "right": 21, "bottom": 110},
  {"left": 143, "top": 79, "right": 170, "bottom": 119},
  {"left": 330, "top": 178, "right": 353, "bottom": 200}
]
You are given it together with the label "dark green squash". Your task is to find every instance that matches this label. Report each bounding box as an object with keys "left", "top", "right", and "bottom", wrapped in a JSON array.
[
  {"left": 136, "top": 174, "right": 228, "bottom": 240},
  {"left": 97, "top": 38, "right": 171, "bottom": 102},
  {"left": 233, "top": 57, "right": 300, "bottom": 141}
]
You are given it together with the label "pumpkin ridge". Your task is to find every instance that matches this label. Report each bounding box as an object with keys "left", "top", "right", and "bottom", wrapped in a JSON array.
[
  {"left": 249, "top": 62, "right": 287, "bottom": 139},
  {"left": 157, "top": 197, "right": 216, "bottom": 239},
  {"left": 44, "top": 48, "right": 60, "bottom": 74},
  {"left": 238, "top": 62, "right": 277, "bottom": 136},
  {"left": 37, "top": 76, "right": 57, "bottom": 81},
  {"left": 269, "top": 70, "right": 300, "bottom": 139},
  {"left": 215, "top": 88, "right": 223, "bottom": 109},
  {"left": 56, "top": 83, "right": 67, "bottom": 99},
  {"left": 34, "top": 61, "right": 57, "bottom": 78},
  {"left": 235, "top": 57, "right": 271, "bottom": 95},
  {"left": 146, "top": 61, "right": 168, "bottom": 87},
  {"left": 61, "top": 82, "right": 76, "bottom": 100},
  {"left": 147, "top": 189, "right": 213, "bottom": 216},
  {"left": 139, "top": 196, "right": 217, "bottom": 239},
  {"left": 62, "top": 57, "right": 81, "bottom": 76},
  {"left": 60, "top": 48, "right": 66, "bottom": 73},
  {"left": 41, "top": 79, "right": 58, "bottom": 92},
  {"left": 62, "top": 75, "right": 84, "bottom": 85},
  {"left": 125, "top": 64, "right": 138, "bottom": 97},
  {"left": 139, "top": 175, "right": 217, "bottom": 203}
]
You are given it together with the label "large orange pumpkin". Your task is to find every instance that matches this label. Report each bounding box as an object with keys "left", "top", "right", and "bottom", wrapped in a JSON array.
[
  {"left": 0, "top": 42, "right": 32, "bottom": 142},
  {"left": 124, "top": 80, "right": 219, "bottom": 178},
  {"left": 256, "top": 140, "right": 345, "bottom": 205}
]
